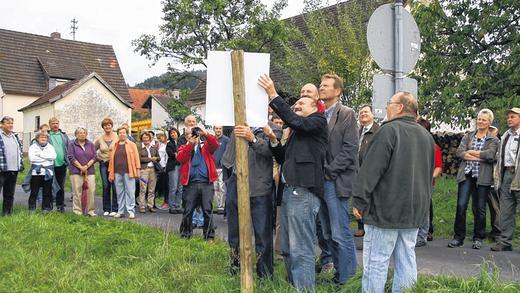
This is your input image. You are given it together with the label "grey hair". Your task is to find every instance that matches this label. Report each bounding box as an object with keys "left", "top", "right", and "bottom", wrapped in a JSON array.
[
  {"left": 74, "top": 127, "right": 88, "bottom": 136},
  {"left": 35, "top": 131, "right": 48, "bottom": 140},
  {"left": 1, "top": 116, "right": 14, "bottom": 123},
  {"left": 478, "top": 108, "right": 494, "bottom": 124}
]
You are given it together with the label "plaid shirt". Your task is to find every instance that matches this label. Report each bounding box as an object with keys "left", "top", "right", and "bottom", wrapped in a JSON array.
[
  {"left": 464, "top": 135, "right": 485, "bottom": 178},
  {"left": 0, "top": 132, "right": 24, "bottom": 172}
]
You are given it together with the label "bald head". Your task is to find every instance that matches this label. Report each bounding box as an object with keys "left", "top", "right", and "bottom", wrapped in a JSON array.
[
  {"left": 387, "top": 92, "right": 418, "bottom": 119},
  {"left": 300, "top": 83, "right": 319, "bottom": 101}
]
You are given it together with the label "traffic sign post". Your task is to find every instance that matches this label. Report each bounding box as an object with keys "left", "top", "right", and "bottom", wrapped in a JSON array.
[{"left": 367, "top": 0, "right": 421, "bottom": 119}]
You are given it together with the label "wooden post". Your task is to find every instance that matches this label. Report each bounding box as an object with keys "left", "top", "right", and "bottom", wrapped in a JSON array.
[{"left": 231, "top": 50, "right": 254, "bottom": 293}]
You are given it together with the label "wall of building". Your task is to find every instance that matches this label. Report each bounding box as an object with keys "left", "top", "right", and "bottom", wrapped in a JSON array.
[
  {"left": 1, "top": 94, "right": 38, "bottom": 133},
  {"left": 53, "top": 78, "right": 131, "bottom": 141},
  {"left": 151, "top": 99, "right": 170, "bottom": 129}
]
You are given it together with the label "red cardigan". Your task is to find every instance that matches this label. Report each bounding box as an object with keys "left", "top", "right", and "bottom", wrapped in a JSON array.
[{"left": 176, "top": 133, "right": 219, "bottom": 186}]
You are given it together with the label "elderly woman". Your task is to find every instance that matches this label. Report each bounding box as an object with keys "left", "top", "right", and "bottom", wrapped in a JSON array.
[
  {"left": 68, "top": 127, "right": 97, "bottom": 216},
  {"left": 94, "top": 118, "right": 118, "bottom": 216},
  {"left": 448, "top": 109, "right": 499, "bottom": 249},
  {"left": 27, "top": 131, "right": 56, "bottom": 212}
]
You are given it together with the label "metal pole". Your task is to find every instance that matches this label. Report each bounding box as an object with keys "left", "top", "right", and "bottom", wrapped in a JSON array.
[{"left": 394, "top": 0, "right": 404, "bottom": 93}]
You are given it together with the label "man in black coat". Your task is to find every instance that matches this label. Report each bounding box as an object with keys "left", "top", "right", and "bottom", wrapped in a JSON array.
[
  {"left": 355, "top": 104, "right": 380, "bottom": 237},
  {"left": 259, "top": 75, "right": 327, "bottom": 292}
]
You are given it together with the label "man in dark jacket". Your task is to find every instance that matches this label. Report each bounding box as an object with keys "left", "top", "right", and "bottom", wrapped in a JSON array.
[
  {"left": 353, "top": 92, "right": 435, "bottom": 293},
  {"left": 259, "top": 75, "right": 327, "bottom": 291},
  {"left": 221, "top": 125, "right": 274, "bottom": 279},
  {"left": 355, "top": 104, "right": 380, "bottom": 237},
  {"left": 318, "top": 74, "right": 358, "bottom": 284},
  {"left": 212, "top": 126, "right": 229, "bottom": 214}
]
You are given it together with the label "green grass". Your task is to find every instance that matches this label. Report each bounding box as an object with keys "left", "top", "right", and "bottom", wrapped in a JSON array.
[{"left": 0, "top": 210, "right": 519, "bottom": 292}]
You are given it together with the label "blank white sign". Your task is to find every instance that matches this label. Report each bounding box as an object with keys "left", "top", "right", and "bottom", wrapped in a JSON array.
[{"left": 205, "top": 51, "right": 270, "bottom": 127}]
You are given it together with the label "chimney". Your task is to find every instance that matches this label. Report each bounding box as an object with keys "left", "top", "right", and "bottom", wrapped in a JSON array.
[{"left": 50, "top": 32, "right": 61, "bottom": 39}]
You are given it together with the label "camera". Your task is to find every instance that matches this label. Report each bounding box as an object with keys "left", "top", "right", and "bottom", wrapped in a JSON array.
[{"left": 191, "top": 127, "right": 202, "bottom": 138}]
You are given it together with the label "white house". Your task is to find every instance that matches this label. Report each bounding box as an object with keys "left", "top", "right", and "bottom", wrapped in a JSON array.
[
  {"left": 19, "top": 73, "right": 132, "bottom": 142},
  {"left": 0, "top": 29, "right": 132, "bottom": 147}
]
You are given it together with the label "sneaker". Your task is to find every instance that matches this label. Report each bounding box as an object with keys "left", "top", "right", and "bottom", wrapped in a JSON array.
[
  {"left": 321, "top": 262, "right": 335, "bottom": 274},
  {"left": 159, "top": 203, "right": 169, "bottom": 210},
  {"left": 448, "top": 239, "right": 464, "bottom": 248},
  {"left": 88, "top": 212, "right": 97, "bottom": 217},
  {"left": 148, "top": 207, "right": 157, "bottom": 213},
  {"left": 73, "top": 211, "right": 83, "bottom": 216},
  {"left": 207, "top": 239, "right": 215, "bottom": 245},
  {"left": 103, "top": 211, "right": 109, "bottom": 216},
  {"left": 128, "top": 213, "right": 135, "bottom": 220},
  {"left": 416, "top": 240, "right": 427, "bottom": 248},
  {"left": 112, "top": 213, "right": 122, "bottom": 218},
  {"left": 472, "top": 239, "right": 483, "bottom": 249},
  {"left": 139, "top": 207, "right": 146, "bottom": 213},
  {"left": 491, "top": 243, "right": 512, "bottom": 252},
  {"left": 109, "top": 212, "right": 117, "bottom": 217}
]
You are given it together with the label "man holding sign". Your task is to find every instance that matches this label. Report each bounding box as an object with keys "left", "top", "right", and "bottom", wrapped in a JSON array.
[{"left": 259, "top": 75, "right": 328, "bottom": 291}]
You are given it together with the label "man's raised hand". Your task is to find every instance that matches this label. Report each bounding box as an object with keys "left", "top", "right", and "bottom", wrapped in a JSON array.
[{"left": 258, "top": 74, "right": 278, "bottom": 100}]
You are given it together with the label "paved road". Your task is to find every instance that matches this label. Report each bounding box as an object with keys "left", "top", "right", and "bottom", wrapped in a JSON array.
[{"left": 11, "top": 186, "right": 520, "bottom": 282}]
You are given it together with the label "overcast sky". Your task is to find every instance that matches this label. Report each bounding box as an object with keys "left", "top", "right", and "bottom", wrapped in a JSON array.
[{"left": 0, "top": 0, "right": 320, "bottom": 86}]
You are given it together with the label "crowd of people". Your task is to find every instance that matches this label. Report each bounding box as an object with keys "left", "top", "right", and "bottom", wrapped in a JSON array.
[{"left": 0, "top": 73, "right": 518, "bottom": 292}]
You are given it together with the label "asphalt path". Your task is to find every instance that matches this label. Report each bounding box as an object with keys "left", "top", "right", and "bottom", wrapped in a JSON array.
[{"left": 11, "top": 186, "right": 520, "bottom": 282}]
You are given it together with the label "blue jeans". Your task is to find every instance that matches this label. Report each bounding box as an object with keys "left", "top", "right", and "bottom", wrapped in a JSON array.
[
  {"left": 226, "top": 174, "right": 274, "bottom": 278},
  {"left": 168, "top": 166, "right": 182, "bottom": 209},
  {"left": 363, "top": 224, "right": 418, "bottom": 293},
  {"left": 317, "top": 215, "right": 333, "bottom": 266},
  {"left": 114, "top": 173, "right": 136, "bottom": 215},
  {"left": 281, "top": 185, "right": 320, "bottom": 291},
  {"left": 192, "top": 208, "right": 204, "bottom": 226},
  {"left": 100, "top": 161, "right": 117, "bottom": 212},
  {"left": 453, "top": 175, "right": 489, "bottom": 241},
  {"left": 318, "top": 181, "right": 357, "bottom": 283}
]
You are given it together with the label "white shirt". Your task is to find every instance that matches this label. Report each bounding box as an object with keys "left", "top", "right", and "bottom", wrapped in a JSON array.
[
  {"left": 504, "top": 128, "right": 520, "bottom": 167},
  {"left": 28, "top": 143, "right": 57, "bottom": 176},
  {"left": 144, "top": 145, "right": 154, "bottom": 168},
  {"left": 158, "top": 142, "right": 168, "bottom": 168}
]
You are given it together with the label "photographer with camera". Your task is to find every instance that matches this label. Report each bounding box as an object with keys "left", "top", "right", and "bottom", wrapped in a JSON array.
[{"left": 177, "top": 126, "right": 219, "bottom": 243}]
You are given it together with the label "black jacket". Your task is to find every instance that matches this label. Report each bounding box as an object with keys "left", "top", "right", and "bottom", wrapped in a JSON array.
[
  {"left": 269, "top": 96, "right": 328, "bottom": 198},
  {"left": 165, "top": 139, "right": 180, "bottom": 172},
  {"left": 353, "top": 116, "right": 435, "bottom": 228},
  {"left": 358, "top": 122, "right": 380, "bottom": 167}
]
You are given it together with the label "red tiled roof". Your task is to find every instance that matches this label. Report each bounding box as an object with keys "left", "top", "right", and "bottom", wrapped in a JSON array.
[
  {"left": 0, "top": 28, "right": 130, "bottom": 102},
  {"left": 129, "top": 88, "right": 166, "bottom": 112}
]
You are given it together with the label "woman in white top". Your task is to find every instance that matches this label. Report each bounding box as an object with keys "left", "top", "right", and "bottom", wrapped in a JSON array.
[
  {"left": 28, "top": 131, "right": 57, "bottom": 211},
  {"left": 156, "top": 132, "right": 170, "bottom": 209}
]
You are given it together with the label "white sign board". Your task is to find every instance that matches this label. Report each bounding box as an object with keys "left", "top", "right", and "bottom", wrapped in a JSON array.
[{"left": 205, "top": 51, "right": 270, "bottom": 127}]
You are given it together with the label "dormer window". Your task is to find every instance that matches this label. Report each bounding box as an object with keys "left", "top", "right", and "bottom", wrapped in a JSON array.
[{"left": 48, "top": 78, "right": 70, "bottom": 90}]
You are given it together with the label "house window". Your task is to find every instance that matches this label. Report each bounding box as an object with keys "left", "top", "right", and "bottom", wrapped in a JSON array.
[{"left": 35, "top": 116, "right": 40, "bottom": 131}]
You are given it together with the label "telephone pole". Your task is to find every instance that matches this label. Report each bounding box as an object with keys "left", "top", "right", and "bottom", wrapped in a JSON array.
[{"left": 70, "top": 18, "right": 78, "bottom": 40}]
